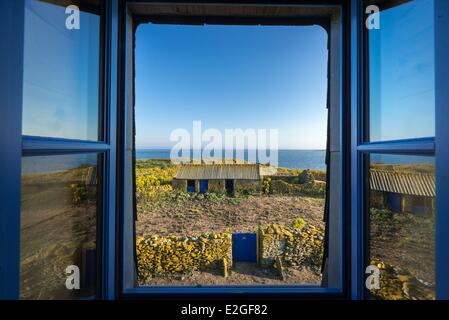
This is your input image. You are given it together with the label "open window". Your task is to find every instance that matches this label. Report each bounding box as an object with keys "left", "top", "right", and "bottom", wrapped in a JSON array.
[
  {"left": 18, "top": 0, "right": 105, "bottom": 299},
  {"left": 353, "top": 0, "right": 449, "bottom": 300},
  {"left": 120, "top": 3, "right": 345, "bottom": 295},
  {"left": 3, "top": 0, "right": 449, "bottom": 301}
]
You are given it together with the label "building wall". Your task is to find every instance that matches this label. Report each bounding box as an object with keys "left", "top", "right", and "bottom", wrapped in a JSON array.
[
  {"left": 372, "top": 190, "right": 435, "bottom": 215},
  {"left": 173, "top": 178, "right": 262, "bottom": 194},
  {"left": 209, "top": 180, "right": 225, "bottom": 192},
  {"left": 195, "top": 180, "right": 200, "bottom": 193},
  {"left": 172, "top": 179, "right": 187, "bottom": 191}
]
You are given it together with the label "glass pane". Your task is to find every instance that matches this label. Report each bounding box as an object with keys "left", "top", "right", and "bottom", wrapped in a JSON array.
[
  {"left": 20, "top": 153, "right": 100, "bottom": 299},
  {"left": 22, "top": 0, "right": 101, "bottom": 141},
  {"left": 366, "top": 154, "right": 435, "bottom": 300},
  {"left": 367, "top": 0, "right": 435, "bottom": 141}
]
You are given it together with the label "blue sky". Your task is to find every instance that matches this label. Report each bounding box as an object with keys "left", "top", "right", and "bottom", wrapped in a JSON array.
[
  {"left": 368, "top": 0, "right": 435, "bottom": 141},
  {"left": 135, "top": 24, "right": 329, "bottom": 150},
  {"left": 22, "top": 0, "right": 100, "bottom": 141},
  {"left": 20, "top": 0, "right": 435, "bottom": 148}
]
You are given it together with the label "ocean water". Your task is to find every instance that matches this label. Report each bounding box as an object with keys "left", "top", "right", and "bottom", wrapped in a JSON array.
[
  {"left": 22, "top": 149, "right": 435, "bottom": 175},
  {"left": 136, "top": 149, "right": 327, "bottom": 170}
]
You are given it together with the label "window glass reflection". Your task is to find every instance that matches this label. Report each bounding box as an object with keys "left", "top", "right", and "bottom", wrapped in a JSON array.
[
  {"left": 367, "top": 0, "right": 435, "bottom": 141},
  {"left": 367, "top": 154, "right": 435, "bottom": 300},
  {"left": 22, "top": 0, "right": 101, "bottom": 140},
  {"left": 20, "top": 153, "right": 100, "bottom": 299}
]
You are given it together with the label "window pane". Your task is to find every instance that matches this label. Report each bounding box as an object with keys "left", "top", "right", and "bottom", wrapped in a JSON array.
[
  {"left": 20, "top": 153, "right": 100, "bottom": 299},
  {"left": 367, "top": 0, "right": 435, "bottom": 141},
  {"left": 22, "top": 0, "right": 101, "bottom": 141},
  {"left": 366, "top": 154, "right": 435, "bottom": 300}
]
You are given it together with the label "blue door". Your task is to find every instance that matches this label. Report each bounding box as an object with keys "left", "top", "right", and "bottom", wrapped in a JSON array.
[
  {"left": 199, "top": 180, "right": 208, "bottom": 193},
  {"left": 232, "top": 233, "right": 257, "bottom": 262},
  {"left": 386, "top": 193, "right": 402, "bottom": 212}
]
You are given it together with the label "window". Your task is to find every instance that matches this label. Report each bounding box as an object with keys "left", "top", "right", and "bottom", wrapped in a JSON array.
[
  {"left": 366, "top": 154, "right": 435, "bottom": 300},
  {"left": 3, "top": 0, "right": 448, "bottom": 302},
  {"left": 20, "top": 154, "right": 101, "bottom": 299},
  {"left": 23, "top": 0, "right": 102, "bottom": 141},
  {"left": 135, "top": 23, "right": 330, "bottom": 287},
  {"left": 122, "top": 3, "right": 344, "bottom": 295},
  {"left": 361, "top": 0, "right": 439, "bottom": 300},
  {"left": 187, "top": 180, "right": 196, "bottom": 193},
  {"left": 17, "top": 0, "right": 107, "bottom": 300},
  {"left": 366, "top": 0, "right": 435, "bottom": 142}
]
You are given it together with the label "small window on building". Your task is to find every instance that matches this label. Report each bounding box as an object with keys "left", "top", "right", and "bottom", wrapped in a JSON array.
[
  {"left": 225, "top": 179, "right": 235, "bottom": 196},
  {"left": 187, "top": 180, "right": 195, "bottom": 193}
]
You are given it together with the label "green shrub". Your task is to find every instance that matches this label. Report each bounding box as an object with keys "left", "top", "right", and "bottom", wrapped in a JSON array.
[
  {"left": 298, "top": 169, "right": 315, "bottom": 184},
  {"left": 296, "top": 183, "right": 326, "bottom": 199},
  {"left": 135, "top": 159, "right": 174, "bottom": 169},
  {"left": 291, "top": 218, "right": 306, "bottom": 230},
  {"left": 70, "top": 183, "right": 87, "bottom": 206},
  {"left": 269, "top": 179, "right": 325, "bottom": 198},
  {"left": 270, "top": 179, "right": 296, "bottom": 194},
  {"left": 263, "top": 178, "right": 271, "bottom": 194},
  {"left": 235, "top": 181, "right": 261, "bottom": 195}
]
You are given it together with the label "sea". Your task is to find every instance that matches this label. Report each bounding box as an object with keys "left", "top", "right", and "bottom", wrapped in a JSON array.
[
  {"left": 136, "top": 149, "right": 327, "bottom": 170},
  {"left": 22, "top": 149, "right": 435, "bottom": 175}
]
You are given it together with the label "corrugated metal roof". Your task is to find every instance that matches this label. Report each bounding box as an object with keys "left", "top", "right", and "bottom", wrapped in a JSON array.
[
  {"left": 174, "top": 164, "right": 261, "bottom": 180},
  {"left": 370, "top": 170, "right": 435, "bottom": 197},
  {"left": 260, "top": 166, "right": 278, "bottom": 176}
]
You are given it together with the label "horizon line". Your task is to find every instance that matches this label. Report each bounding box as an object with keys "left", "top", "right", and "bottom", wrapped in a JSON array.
[{"left": 135, "top": 147, "right": 326, "bottom": 151}]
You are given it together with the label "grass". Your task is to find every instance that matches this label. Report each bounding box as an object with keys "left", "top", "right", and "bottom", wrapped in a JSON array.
[
  {"left": 136, "top": 158, "right": 174, "bottom": 169},
  {"left": 138, "top": 189, "right": 246, "bottom": 212},
  {"left": 135, "top": 159, "right": 327, "bottom": 211}
]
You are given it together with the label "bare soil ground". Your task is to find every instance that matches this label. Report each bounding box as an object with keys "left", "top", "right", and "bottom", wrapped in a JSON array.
[
  {"left": 21, "top": 177, "right": 97, "bottom": 299},
  {"left": 143, "top": 262, "right": 321, "bottom": 286},
  {"left": 136, "top": 195, "right": 325, "bottom": 237},
  {"left": 370, "top": 209, "right": 435, "bottom": 286}
]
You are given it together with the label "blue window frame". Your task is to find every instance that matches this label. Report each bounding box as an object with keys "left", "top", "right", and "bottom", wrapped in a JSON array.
[
  {"left": 350, "top": 0, "right": 449, "bottom": 299},
  {"left": 1, "top": 0, "right": 448, "bottom": 300},
  {"left": 118, "top": 1, "right": 348, "bottom": 298},
  {"left": 0, "top": 0, "right": 119, "bottom": 300}
]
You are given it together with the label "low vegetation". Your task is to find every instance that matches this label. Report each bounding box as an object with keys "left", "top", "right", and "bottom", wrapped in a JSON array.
[
  {"left": 135, "top": 158, "right": 326, "bottom": 285},
  {"left": 135, "top": 159, "right": 326, "bottom": 212}
]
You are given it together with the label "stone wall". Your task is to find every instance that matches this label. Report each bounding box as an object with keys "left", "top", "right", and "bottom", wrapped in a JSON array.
[
  {"left": 371, "top": 191, "right": 436, "bottom": 214},
  {"left": 259, "top": 222, "right": 324, "bottom": 273},
  {"left": 136, "top": 232, "right": 232, "bottom": 281},
  {"left": 136, "top": 221, "right": 323, "bottom": 282}
]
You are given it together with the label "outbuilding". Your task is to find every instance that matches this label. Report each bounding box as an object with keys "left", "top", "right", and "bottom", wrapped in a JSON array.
[{"left": 172, "top": 163, "right": 266, "bottom": 195}]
